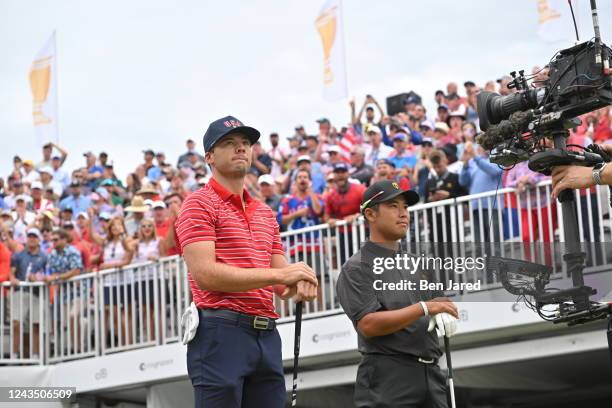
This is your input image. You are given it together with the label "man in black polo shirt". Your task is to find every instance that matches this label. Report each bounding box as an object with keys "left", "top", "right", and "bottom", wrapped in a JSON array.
[
  {"left": 336, "top": 180, "right": 459, "bottom": 408},
  {"left": 424, "top": 149, "right": 466, "bottom": 262}
]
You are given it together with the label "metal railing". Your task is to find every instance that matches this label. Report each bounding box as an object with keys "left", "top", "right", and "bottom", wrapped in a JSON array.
[
  {"left": 0, "top": 181, "right": 609, "bottom": 365},
  {"left": 0, "top": 282, "right": 46, "bottom": 365}
]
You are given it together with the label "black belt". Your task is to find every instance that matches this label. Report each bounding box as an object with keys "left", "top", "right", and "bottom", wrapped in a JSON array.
[
  {"left": 366, "top": 352, "right": 439, "bottom": 365},
  {"left": 406, "top": 354, "right": 438, "bottom": 365},
  {"left": 200, "top": 308, "right": 276, "bottom": 331}
]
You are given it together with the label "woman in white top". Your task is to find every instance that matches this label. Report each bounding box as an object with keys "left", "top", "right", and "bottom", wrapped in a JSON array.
[
  {"left": 91, "top": 216, "right": 134, "bottom": 347},
  {"left": 133, "top": 219, "right": 165, "bottom": 342}
]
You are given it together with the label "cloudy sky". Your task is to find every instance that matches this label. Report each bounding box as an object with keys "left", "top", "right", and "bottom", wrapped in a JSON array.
[{"left": 1, "top": 0, "right": 611, "bottom": 179}]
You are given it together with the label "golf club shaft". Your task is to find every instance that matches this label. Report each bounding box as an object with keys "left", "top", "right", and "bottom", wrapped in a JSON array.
[
  {"left": 291, "top": 301, "right": 303, "bottom": 407},
  {"left": 444, "top": 335, "right": 456, "bottom": 408}
]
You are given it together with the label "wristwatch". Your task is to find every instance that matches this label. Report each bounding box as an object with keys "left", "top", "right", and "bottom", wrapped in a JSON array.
[{"left": 592, "top": 162, "right": 608, "bottom": 185}]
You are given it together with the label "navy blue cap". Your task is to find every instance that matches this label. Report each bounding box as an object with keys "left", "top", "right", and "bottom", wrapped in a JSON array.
[
  {"left": 333, "top": 162, "right": 349, "bottom": 172},
  {"left": 402, "top": 95, "right": 420, "bottom": 105},
  {"left": 376, "top": 158, "right": 396, "bottom": 168},
  {"left": 203, "top": 116, "right": 260, "bottom": 152}
]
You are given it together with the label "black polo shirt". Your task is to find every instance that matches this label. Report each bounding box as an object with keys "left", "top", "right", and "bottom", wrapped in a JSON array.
[
  {"left": 424, "top": 170, "right": 464, "bottom": 202},
  {"left": 336, "top": 240, "right": 442, "bottom": 359}
]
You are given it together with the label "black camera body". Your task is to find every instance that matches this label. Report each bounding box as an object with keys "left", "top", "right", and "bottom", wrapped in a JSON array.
[
  {"left": 474, "top": 0, "right": 612, "bottom": 347},
  {"left": 545, "top": 41, "right": 612, "bottom": 119},
  {"left": 476, "top": 39, "right": 612, "bottom": 172}
]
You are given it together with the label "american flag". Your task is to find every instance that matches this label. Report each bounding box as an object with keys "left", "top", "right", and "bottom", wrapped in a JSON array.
[{"left": 339, "top": 126, "right": 359, "bottom": 163}]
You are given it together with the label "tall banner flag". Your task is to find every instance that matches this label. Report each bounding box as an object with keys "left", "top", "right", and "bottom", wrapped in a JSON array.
[
  {"left": 30, "top": 31, "right": 58, "bottom": 145},
  {"left": 315, "top": 0, "right": 348, "bottom": 101},
  {"left": 536, "top": 0, "right": 576, "bottom": 43}
]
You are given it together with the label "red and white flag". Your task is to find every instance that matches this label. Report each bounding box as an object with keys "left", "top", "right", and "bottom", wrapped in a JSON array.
[{"left": 339, "top": 127, "right": 358, "bottom": 163}]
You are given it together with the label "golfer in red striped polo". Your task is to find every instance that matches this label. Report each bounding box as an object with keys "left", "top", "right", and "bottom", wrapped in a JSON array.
[{"left": 176, "top": 115, "right": 318, "bottom": 408}]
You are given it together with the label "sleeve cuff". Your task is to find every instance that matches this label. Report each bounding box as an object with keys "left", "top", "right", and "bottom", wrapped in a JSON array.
[{"left": 352, "top": 297, "right": 383, "bottom": 323}]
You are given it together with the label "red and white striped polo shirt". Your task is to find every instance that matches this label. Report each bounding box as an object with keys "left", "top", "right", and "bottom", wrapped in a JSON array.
[{"left": 175, "top": 177, "right": 284, "bottom": 318}]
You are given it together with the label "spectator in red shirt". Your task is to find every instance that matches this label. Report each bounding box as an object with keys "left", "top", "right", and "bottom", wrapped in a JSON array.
[
  {"left": 0, "top": 238, "right": 11, "bottom": 291},
  {"left": 163, "top": 193, "right": 183, "bottom": 256},
  {"left": 370, "top": 159, "right": 411, "bottom": 191},
  {"left": 324, "top": 162, "right": 366, "bottom": 266},
  {"left": 593, "top": 106, "right": 611, "bottom": 143},
  {"left": 325, "top": 163, "right": 365, "bottom": 226},
  {"left": 151, "top": 201, "right": 170, "bottom": 238},
  {"left": 64, "top": 222, "right": 93, "bottom": 272},
  {"left": 176, "top": 116, "right": 317, "bottom": 408}
]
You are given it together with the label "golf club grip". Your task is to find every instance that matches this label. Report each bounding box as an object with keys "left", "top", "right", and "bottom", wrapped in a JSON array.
[
  {"left": 291, "top": 302, "right": 303, "bottom": 406},
  {"left": 444, "top": 335, "right": 453, "bottom": 373}
]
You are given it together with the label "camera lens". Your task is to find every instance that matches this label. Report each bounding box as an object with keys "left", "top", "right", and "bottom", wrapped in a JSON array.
[{"left": 477, "top": 90, "right": 540, "bottom": 130}]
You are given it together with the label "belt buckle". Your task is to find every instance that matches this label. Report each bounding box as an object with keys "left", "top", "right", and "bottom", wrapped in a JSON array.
[
  {"left": 253, "top": 316, "right": 270, "bottom": 330},
  {"left": 418, "top": 357, "right": 434, "bottom": 364}
]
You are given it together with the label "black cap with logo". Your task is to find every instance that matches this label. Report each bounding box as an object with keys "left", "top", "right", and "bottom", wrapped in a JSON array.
[
  {"left": 203, "top": 116, "right": 260, "bottom": 152},
  {"left": 360, "top": 180, "right": 419, "bottom": 214}
]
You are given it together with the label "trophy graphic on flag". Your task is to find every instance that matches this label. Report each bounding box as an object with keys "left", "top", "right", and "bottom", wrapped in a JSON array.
[
  {"left": 537, "top": 0, "right": 561, "bottom": 24},
  {"left": 316, "top": 7, "right": 337, "bottom": 85},
  {"left": 30, "top": 56, "right": 53, "bottom": 125}
]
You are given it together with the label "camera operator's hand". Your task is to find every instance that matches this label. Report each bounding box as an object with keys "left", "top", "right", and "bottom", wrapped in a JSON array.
[
  {"left": 601, "top": 144, "right": 612, "bottom": 157},
  {"left": 551, "top": 165, "right": 596, "bottom": 200}
]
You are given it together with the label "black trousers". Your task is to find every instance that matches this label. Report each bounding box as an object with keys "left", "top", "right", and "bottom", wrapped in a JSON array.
[{"left": 354, "top": 354, "right": 448, "bottom": 408}]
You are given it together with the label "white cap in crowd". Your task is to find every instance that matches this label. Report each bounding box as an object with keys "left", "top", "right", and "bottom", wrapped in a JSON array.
[
  {"left": 258, "top": 174, "right": 275, "bottom": 185},
  {"left": 152, "top": 201, "right": 167, "bottom": 209}
]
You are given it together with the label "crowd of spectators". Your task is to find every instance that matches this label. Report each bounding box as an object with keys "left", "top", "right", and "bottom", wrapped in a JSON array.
[{"left": 1, "top": 73, "right": 611, "bottom": 353}]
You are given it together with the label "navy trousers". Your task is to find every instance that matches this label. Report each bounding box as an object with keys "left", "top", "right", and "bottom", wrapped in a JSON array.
[{"left": 187, "top": 315, "right": 286, "bottom": 408}]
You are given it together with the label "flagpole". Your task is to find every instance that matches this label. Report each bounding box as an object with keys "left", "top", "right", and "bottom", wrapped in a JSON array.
[{"left": 338, "top": 0, "right": 348, "bottom": 100}]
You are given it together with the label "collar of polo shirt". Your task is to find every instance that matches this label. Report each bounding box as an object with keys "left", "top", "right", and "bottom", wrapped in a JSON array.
[{"left": 208, "top": 177, "right": 255, "bottom": 212}]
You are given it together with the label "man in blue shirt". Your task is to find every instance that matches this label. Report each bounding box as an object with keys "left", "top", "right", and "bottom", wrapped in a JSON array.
[
  {"left": 60, "top": 181, "right": 91, "bottom": 217},
  {"left": 45, "top": 228, "right": 85, "bottom": 353},
  {"left": 143, "top": 149, "right": 162, "bottom": 181},
  {"left": 388, "top": 133, "right": 417, "bottom": 170},
  {"left": 278, "top": 168, "right": 325, "bottom": 308},
  {"left": 278, "top": 169, "right": 324, "bottom": 233},
  {"left": 9, "top": 228, "right": 47, "bottom": 359},
  {"left": 458, "top": 142, "right": 503, "bottom": 242},
  {"left": 290, "top": 155, "right": 326, "bottom": 194},
  {"left": 83, "top": 152, "right": 104, "bottom": 191}
]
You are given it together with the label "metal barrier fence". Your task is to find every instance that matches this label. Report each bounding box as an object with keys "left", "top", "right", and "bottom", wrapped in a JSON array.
[
  {"left": 0, "top": 282, "right": 46, "bottom": 365},
  {"left": 47, "top": 271, "right": 97, "bottom": 363},
  {"left": 1, "top": 181, "right": 610, "bottom": 364},
  {"left": 0, "top": 256, "right": 189, "bottom": 365}
]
